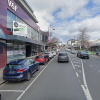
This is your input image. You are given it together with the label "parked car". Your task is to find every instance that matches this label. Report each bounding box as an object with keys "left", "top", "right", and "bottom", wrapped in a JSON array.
[
  {"left": 3, "top": 58, "right": 40, "bottom": 81},
  {"left": 77, "top": 51, "right": 89, "bottom": 59},
  {"left": 35, "top": 55, "right": 50, "bottom": 65},
  {"left": 45, "top": 52, "right": 53, "bottom": 58},
  {"left": 51, "top": 51, "right": 56, "bottom": 56},
  {"left": 71, "top": 50, "right": 76, "bottom": 54},
  {"left": 96, "top": 51, "right": 100, "bottom": 56},
  {"left": 58, "top": 52, "right": 69, "bottom": 62}
]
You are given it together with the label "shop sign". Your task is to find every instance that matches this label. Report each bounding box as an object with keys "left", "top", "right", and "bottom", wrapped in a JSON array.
[
  {"left": 8, "top": 0, "right": 18, "bottom": 11},
  {"left": 13, "top": 21, "right": 27, "bottom": 37}
]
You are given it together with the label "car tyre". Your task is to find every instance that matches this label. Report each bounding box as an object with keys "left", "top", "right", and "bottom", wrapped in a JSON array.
[
  {"left": 37, "top": 65, "right": 40, "bottom": 71},
  {"left": 26, "top": 71, "right": 31, "bottom": 81}
]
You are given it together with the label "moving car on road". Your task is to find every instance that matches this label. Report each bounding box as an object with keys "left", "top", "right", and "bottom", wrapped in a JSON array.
[
  {"left": 58, "top": 52, "right": 69, "bottom": 62},
  {"left": 35, "top": 55, "right": 50, "bottom": 65},
  {"left": 77, "top": 51, "right": 89, "bottom": 59},
  {"left": 71, "top": 50, "right": 76, "bottom": 54},
  {"left": 3, "top": 58, "right": 40, "bottom": 81}
]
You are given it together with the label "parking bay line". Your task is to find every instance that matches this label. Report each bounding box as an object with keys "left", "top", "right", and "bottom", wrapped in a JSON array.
[
  {"left": 16, "top": 55, "right": 57, "bottom": 100},
  {"left": 0, "top": 90, "right": 24, "bottom": 92}
]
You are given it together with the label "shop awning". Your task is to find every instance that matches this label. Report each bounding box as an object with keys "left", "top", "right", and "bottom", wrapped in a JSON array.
[{"left": 6, "top": 35, "right": 45, "bottom": 46}]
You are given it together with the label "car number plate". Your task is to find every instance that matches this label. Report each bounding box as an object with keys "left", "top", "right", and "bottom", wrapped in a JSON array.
[{"left": 9, "top": 71, "right": 15, "bottom": 74}]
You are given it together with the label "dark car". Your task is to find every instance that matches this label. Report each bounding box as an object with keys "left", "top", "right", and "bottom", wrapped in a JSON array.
[
  {"left": 35, "top": 55, "right": 50, "bottom": 65},
  {"left": 58, "top": 52, "right": 69, "bottom": 62},
  {"left": 3, "top": 59, "right": 40, "bottom": 81},
  {"left": 77, "top": 51, "right": 89, "bottom": 59}
]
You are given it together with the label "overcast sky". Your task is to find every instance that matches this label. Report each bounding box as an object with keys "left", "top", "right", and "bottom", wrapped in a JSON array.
[{"left": 27, "top": 0, "right": 100, "bottom": 43}]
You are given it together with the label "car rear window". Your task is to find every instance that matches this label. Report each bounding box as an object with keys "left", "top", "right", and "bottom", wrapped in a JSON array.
[
  {"left": 45, "top": 53, "right": 49, "bottom": 54},
  {"left": 36, "top": 56, "right": 43, "bottom": 59},
  {"left": 59, "top": 53, "right": 67, "bottom": 56},
  {"left": 5, "top": 64, "right": 22, "bottom": 69}
]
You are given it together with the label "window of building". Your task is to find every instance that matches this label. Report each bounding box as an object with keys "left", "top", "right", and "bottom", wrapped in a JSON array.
[
  {"left": 7, "top": 10, "right": 12, "bottom": 31},
  {"left": 7, "top": 10, "right": 39, "bottom": 41}
]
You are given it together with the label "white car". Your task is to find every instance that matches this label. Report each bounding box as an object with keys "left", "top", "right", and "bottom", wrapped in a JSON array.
[
  {"left": 45, "top": 52, "right": 53, "bottom": 58},
  {"left": 51, "top": 51, "right": 56, "bottom": 56}
]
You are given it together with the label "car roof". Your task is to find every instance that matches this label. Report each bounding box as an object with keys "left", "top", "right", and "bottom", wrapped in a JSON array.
[
  {"left": 37, "top": 55, "right": 44, "bottom": 57},
  {"left": 8, "top": 58, "right": 31, "bottom": 65}
]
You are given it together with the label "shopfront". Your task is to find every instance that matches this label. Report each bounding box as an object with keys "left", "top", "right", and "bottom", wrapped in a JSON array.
[
  {"left": 0, "top": 0, "right": 45, "bottom": 68},
  {"left": 0, "top": 28, "right": 7, "bottom": 68}
]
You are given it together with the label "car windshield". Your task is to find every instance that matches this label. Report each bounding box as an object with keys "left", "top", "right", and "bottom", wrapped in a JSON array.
[
  {"left": 36, "top": 56, "right": 43, "bottom": 59},
  {"left": 5, "top": 64, "right": 22, "bottom": 69},
  {"left": 59, "top": 53, "right": 67, "bottom": 56},
  {"left": 81, "top": 51, "right": 88, "bottom": 54}
]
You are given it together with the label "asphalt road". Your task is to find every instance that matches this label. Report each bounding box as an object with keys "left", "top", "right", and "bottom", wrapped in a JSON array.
[{"left": 0, "top": 51, "right": 100, "bottom": 100}]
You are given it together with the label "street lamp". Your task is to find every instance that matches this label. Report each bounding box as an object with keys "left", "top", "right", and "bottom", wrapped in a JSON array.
[{"left": 48, "top": 26, "right": 55, "bottom": 52}]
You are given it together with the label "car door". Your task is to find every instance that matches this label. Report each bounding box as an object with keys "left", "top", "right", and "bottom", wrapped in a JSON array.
[
  {"left": 29, "top": 59, "right": 37, "bottom": 74},
  {"left": 24, "top": 60, "right": 33, "bottom": 74}
]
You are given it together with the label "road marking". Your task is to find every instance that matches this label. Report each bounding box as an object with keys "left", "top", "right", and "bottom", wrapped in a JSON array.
[
  {"left": 90, "top": 65, "right": 93, "bottom": 67},
  {"left": 76, "top": 72, "right": 79, "bottom": 77},
  {"left": 81, "top": 59, "right": 93, "bottom": 100},
  {"left": 99, "top": 71, "right": 100, "bottom": 73},
  {"left": 74, "top": 64, "right": 81, "bottom": 68},
  {"left": 0, "top": 90, "right": 24, "bottom": 92},
  {"left": 69, "top": 54, "right": 93, "bottom": 100},
  {"left": 16, "top": 55, "right": 57, "bottom": 100},
  {"left": 73, "top": 61, "right": 79, "bottom": 64}
]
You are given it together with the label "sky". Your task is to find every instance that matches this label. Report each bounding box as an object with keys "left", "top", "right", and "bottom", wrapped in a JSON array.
[{"left": 27, "top": 0, "right": 100, "bottom": 43}]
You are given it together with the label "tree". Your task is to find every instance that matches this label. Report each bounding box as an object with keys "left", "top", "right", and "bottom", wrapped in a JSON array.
[{"left": 78, "top": 27, "right": 90, "bottom": 49}]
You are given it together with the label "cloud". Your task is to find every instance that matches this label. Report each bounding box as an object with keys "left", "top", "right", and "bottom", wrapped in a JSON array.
[{"left": 27, "top": 0, "right": 100, "bottom": 43}]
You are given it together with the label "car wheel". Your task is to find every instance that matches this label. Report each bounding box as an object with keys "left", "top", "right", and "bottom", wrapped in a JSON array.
[
  {"left": 87, "top": 57, "right": 89, "bottom": 59},
  {"left": 44, "top": 62, "right": 46, "bottom": 65},
  {"left": 26, "top": 71, "right": 31, "bottom": 81},
  {"left": 37, "top": 65, "right": 40, "bottom": 71}
]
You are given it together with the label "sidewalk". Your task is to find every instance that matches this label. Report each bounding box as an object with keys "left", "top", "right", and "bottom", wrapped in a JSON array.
[{"left": 0, "top": 68, "right": 6, "bottom": 85}]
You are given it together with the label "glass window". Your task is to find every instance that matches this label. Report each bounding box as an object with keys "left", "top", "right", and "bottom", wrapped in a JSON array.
[
  {"left": 12, "top": 13, "right": 16, "bottom": 32},
  {"left": 7, "top": 10, "right": 12, "bottom": 31}
]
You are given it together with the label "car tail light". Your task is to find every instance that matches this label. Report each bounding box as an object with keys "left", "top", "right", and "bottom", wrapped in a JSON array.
[
  {"left": 67, "top": 56, "right": 69, "bottom": 58},
  {"left": 3, "top": 70, "right": 7, "bottom": 73},
  {"left": 17, "top": 68, "right": 25, "bottom": 73}
]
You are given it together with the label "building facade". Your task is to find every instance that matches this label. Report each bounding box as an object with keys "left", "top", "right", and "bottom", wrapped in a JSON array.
[{"left": 0, "top": 0, "right": 45, "bottom": 68}]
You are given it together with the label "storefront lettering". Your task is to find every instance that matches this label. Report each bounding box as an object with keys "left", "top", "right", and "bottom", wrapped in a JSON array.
[{"left": 8, "top": 0, "right": 18, "bottom": 11}]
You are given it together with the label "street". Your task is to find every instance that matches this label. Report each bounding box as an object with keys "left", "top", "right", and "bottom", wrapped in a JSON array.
[{"left": 0, "top": 51, "right": 100, "bottom": 100}]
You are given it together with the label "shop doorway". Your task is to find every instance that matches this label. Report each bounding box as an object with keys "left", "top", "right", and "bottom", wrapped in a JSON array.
[{"left": 26, "top": 44, "right": 32, "bottom": 57}]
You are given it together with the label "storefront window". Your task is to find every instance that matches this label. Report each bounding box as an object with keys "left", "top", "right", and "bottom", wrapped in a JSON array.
[
  {"left": 7, "top": 42, "right": 26, "bottom": 63},
  {"left": 7, "top": 10, "right": 12, "bottom": 31}
]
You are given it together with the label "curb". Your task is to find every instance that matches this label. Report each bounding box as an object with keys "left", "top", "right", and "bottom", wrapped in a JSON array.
[{"left": 0, "top": 80, "right": 7, "bottom": 85}]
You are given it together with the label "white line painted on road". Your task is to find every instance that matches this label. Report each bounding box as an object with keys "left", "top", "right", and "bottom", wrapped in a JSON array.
[
  {"left": 69, "top": 56, "right": 75, "bottom": 70},
  {"left": 90, "top": 65, "right": 93, "bottom": 67},
  {"left": 69, "top": 54, "right": 93, "bottom": 100},
  {"left": 74, "top": 64, "right": 81, "bottom": 68},
  {"left": 0, "top": 90, "right": 24, "bottom": 92},
  {"left": 81, "top": 59, "right": 93, "bottom": 100},
  {"left": 16, "top": 55, "right": 57, "bottom": 100},
  {"left": 76, "top": 72, "right": 79, "bottom": 77}
]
